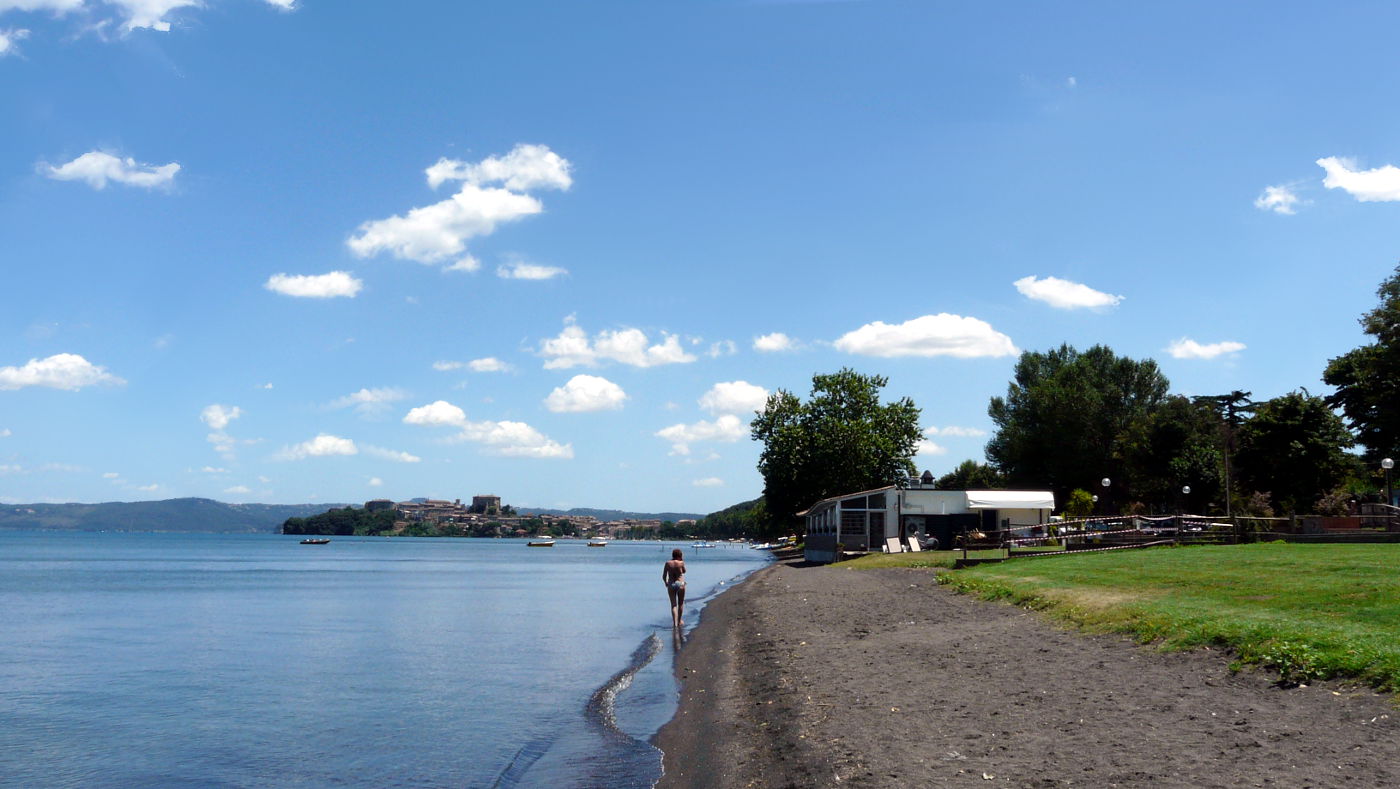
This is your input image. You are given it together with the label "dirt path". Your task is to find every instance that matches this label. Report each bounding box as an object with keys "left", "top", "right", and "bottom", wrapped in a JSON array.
[{"left": 653, "top": 558, "right": 1400, "bottom": 788}]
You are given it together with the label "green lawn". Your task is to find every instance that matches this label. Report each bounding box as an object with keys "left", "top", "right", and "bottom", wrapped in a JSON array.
[{"left": 933, "top": 543, "right": 1400, "bottom": 691}]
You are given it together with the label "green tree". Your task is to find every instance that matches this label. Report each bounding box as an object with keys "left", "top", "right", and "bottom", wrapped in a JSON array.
[
  {"left": 1120, "top": 395, "right": 1226, "bottom": 512},
  {"left": 1324, "top": 264, "right": 1400, "bottom": 461},
  {"left": 986, "top": 344, "right": 1170, "bottom": 507},
  {"left": 1062, "top": 488, "right": 1095, "bottom": 518},
  {"left": 751, "top": 369, "right": 922, "bottom": 536},
  {"left": 1235, "top": 390, "right": 1356, "bottom": 513},
  {"left": 935, "top": 459, "right": 1006, "bottom": 490}
]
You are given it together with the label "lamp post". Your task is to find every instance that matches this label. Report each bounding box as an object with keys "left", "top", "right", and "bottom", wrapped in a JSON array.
[
  {"left": 1101, "top": 477, "right": 1111, "bottom": 516},
  {"left": 1384, "top": 458, "right": 1395, "bottom": 508},
  {"left": 1181, "top": 485, "right": 1191, "bottom": 516}
]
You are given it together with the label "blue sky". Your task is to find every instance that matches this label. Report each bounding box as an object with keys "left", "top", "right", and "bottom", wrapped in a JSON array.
[{"left": 2, "top": 1, "right": 1398, "bottom": 513}]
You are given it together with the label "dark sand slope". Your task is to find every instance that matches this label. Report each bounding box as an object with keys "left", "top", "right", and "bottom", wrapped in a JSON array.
[{"left": 655, "top": 559, "right": 1400, "bottom": 788}]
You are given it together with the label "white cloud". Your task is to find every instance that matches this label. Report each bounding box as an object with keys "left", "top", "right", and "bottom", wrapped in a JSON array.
[
  {"left": 539, "top": 319, "right": 697, "bottom": 369},
  {"left": 469, "top": 357, "right": 511, "bottom": 373},
  {"left": 42, "top": 151, "right": 179, "bottom": 189},
  {"left": 0, "top": 353, "right": 124, "bottom": 390},
  {"left": 424, "top": 143, "right": 573, "bottom": 192},
  {"left": 655, "top": 414, "right": 746, "bottom": 456},
  {"left": 1014, "top": 275, "right": 1123, "bottom": 310},
  {"left": 362, "top": 445, "right": 420, "bottom": 463},
  {"left": 0, "top": 28, "right": 29, "bottom": 56},
  {"left": 545, "top": 374, "right": 628, "bottom": 413},
  {"left": 916, "top": 438, "right": 948, "bottom": 456},
  {"left": 1317, "top": 156, "right": 1400, "bottom": 202},
  {"left": 404, "top": 400, "right": 572, "bottom": 459},
  {"left": 753, "top": 332, "right": 795, "bottom": 352},
  {"left": 135, "top": 483, "right": 159, "bottom": 492},
  {"left": 0, "top": 1, "right": 84, "bottom": 11},
  {"left": 1066, "top": 76, "right": 1077, "bottom": 88},
  {"left": 1254, "top": 184, "right": 1300, "bottom": 215},
  {"left": 103, "top": 471, "right": 119, "bottom": 478},
  {"left": 2, "top": 0, "right": 290, "bottom": 31},
  {"left": 224, "top": 485, "right": 251, "bottom": 494},
  {"left": 0, "top": 428, "right": 9, "bottom": 437},
  {"left": 329, "top": 387, "right": 409, "bottom": 416},
  {"left": 276, "top": 434, "right": 358, "bottom": 461},
  {"left": 699, "top": 381, "right": 769, "bottom": 416},
  {"left": 200, "top": 404, "right": 241, "bottom": 431},
  {"left": 200, "top": 466, "right": 227, "bottom": 473},
  {"left": 0, "top": 464, "right": 22, "bottom": 475},
  {"left": 368, "top": 477, "right": 383, "bottom": 487},
  {"left": 349, "top": 183, "right": 541, "bottom": 263},
  {"left": 833, "top": 314, "right": 1017, "bottom": 359},
  {"left": 109, "top": 0, "right": 199, "bottom": 31},
  {"left": 1165, "top": 338, "right": 1246, "bottom": 360},
  {"left": 706, "top": 340, "right": 737, "bottom": 358},
  {"left": 692, "top": 477, "right": 724, "bottom": 488},
  {"left": 497, "top": 261, "right": 567, "bottom": 280},
  {"left": 923, "top": 425, "right": 986, "bottom": 438},
  {"left": 432, "top": 360, "right": 466, "bottom": 371},
  {"left": 349, "top": 144, "right": 570, "bottom": 265},
  {"left": 445, "top": 255, "right": 481, "bottom": 273},
  {"left": 265, "top": 271, "right": 362, "bottom": 299},
  {"left": 403, "top": 400, "right": 468, "bottom": 427}
]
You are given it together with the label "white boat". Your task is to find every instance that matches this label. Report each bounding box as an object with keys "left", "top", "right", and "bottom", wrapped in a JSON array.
[
  {"left": 691, "top": 541, "right": 716, "bottom": 549},
  {"left": 587, "top": 538, "right": 608, "bottom": 547},
  {"left": 526, "top": 537, "right": 556, "bottom": 547}
]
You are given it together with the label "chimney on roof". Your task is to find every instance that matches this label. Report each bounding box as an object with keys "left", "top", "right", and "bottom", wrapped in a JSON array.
[{"left": 920, "top": 469, "right": 935, "bottom": 486}]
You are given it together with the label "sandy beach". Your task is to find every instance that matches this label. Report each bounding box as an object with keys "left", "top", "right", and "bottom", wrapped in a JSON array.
[{"left": 654, "top": 556, "right": 1400, "bottom": 788}]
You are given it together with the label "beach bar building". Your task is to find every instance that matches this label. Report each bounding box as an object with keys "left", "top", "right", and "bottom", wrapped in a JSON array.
[{"left": 798, "top": 474, "right": 1055, "bottom": 564}]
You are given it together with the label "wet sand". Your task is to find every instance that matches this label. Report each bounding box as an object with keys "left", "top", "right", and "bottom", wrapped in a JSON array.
[{"left": 653, "top": 556, "right": 1400, "bottom": 788}]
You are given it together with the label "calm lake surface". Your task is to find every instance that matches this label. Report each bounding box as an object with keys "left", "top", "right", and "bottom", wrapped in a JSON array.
[{"left": 0, "top": 532, "right": 770, "bottom": 788}]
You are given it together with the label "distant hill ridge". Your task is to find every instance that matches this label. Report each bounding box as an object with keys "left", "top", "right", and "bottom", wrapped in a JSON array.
[
  {"left": 0, "top": 497, "right": 707, "bottom": 533},
  {"left": 0, "top": 498, "right": 347, "bottom": 533}
]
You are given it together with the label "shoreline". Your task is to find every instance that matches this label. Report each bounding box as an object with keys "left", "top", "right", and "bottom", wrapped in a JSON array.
[{"left": 654, "top": 556, "right": 1400, "bottom": 788}]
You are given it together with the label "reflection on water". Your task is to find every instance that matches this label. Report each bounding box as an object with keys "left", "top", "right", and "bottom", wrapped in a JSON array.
[{"left": 0, "top": 532, "right": 767, "bottom": 788}]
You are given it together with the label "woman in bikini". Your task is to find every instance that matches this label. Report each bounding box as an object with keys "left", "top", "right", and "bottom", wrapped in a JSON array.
[{"left": 663, "top": 548, "right": 686, "bottom": 627}]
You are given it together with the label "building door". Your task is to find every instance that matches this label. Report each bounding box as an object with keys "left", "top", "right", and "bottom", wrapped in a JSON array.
[{"left": 980, "top": 508, "right": 999, "bottom": 534}]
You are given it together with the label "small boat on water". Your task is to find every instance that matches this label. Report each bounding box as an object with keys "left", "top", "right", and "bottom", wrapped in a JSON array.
[
  {"left": 587, "top": 538, "right": 608, "bottom": 547},
  {"left": 527, "top": 537, "right": 556, "bottom": 547},
  {"left": 691, "top": 540, "right": 716, "bottom": 549},
  {"left": 300, "top": 538, "right": 331, "bottom": 545}
]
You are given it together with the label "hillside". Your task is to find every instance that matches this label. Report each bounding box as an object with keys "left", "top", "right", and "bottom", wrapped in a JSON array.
[
  {"left": 514, "top": 505, "right": 705, "bottom": 522},
  {"left": 0, "top": 498, "right": 347, "bottom": 533}
]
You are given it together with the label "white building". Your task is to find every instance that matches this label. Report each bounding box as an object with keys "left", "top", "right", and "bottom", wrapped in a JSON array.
[{"left": 799, "top": 478, "right": 1055, "bottom": 564}]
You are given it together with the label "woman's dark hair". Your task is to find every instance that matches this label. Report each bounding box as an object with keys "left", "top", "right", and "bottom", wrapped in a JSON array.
[{"left": 672, "top": 549, "right": 683, "bottom": 559}]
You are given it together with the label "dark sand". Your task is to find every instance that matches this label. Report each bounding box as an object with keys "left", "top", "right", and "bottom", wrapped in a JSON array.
[{"left": 654, "top": 557, "right": 1400, "bottom": 788}]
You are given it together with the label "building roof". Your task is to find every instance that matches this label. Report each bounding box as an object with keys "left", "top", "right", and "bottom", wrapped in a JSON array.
[
  {"left": 798, "top": 486, "right": 1055, "bottom": 516},
  {"left": 963, "top": 490, "right": 1055, "bottom": 510}
]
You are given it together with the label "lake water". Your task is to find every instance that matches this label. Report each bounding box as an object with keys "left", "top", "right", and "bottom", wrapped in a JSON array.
[{"left": 0, "top": 532, "right": 770, "bottom": 788}]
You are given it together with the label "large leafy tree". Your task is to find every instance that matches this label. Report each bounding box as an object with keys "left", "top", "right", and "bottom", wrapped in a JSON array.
[
  {"left": 1235, "top": 390, "right": 1356, "bottom": 514},
  {"left": 751, "top": 369, "right": 922, "bottom": 535},
  {"left": 1119, "top": 395, "right": 1226, "bottom": 512},
  {"left": 935, "top": 459, "right": 1006, "bottom": 490},
  {"left": 986, "top": 344, "right": 1170, "bottom": 506},
  {"left": 1324, "top": 264, "right": 1400, "bottom": 461}
]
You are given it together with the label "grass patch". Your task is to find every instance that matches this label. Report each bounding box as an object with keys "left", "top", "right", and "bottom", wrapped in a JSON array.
[
  {"left": 937, "top": 543, "right": 1400, "bottom": 691},
  {"left": 843, "top": 550, "right": 960, "bottom": 570}
]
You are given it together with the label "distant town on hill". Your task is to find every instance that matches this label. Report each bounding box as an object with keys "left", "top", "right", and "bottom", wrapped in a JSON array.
[{"left": 0, "top": 496, "right": 708, "bottom": 534}]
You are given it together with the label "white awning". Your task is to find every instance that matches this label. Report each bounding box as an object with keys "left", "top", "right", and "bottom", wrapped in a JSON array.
[{"left": 964, "top": 491, "right": 1055, "bottom": 510}]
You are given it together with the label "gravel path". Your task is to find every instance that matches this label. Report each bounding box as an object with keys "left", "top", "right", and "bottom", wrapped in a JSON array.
[{"left": 653, "top": 557, "right": 1400, "bottom": 788}]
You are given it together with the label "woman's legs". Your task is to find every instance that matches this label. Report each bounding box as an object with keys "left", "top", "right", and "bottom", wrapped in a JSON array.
[
  {"left": 675, "top": 585, "right": 686, "bottom": 627},
  {"left": 667, "top": 585, "right": 680, "bottom": 627}
]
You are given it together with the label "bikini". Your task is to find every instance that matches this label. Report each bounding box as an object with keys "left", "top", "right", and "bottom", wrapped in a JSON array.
[{"left": 666, "top": 563, "right": 685, "bottom": 590}]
